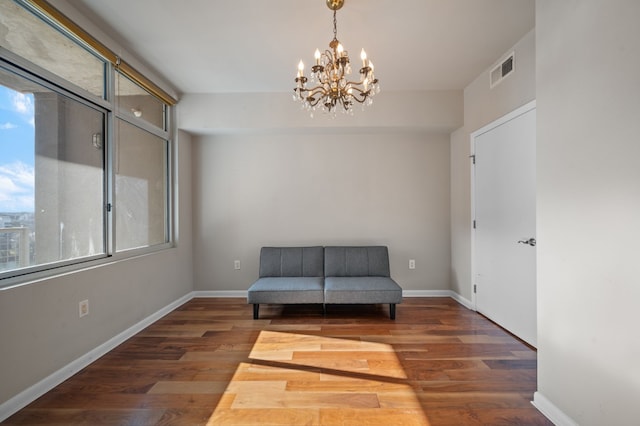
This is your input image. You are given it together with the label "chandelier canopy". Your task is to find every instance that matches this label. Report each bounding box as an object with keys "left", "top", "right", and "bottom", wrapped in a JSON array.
[{"left": 293, "top": 0, "right": 380, "bottom": 116}]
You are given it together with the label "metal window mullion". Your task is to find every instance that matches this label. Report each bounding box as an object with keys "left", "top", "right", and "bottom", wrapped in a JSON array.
[
  {"left": 113, "top": 111, "right": 170, "bottom": 140},
  {"left": 105, "top": 113, "right": 115, "bottom": 256},
  {"left": 105, "top": 63, "right": 116, "bottom": 256},
  {"left": 165, "top": 104, "right": 174, "bottom": 246},
  {"left": 165, "top": 138, "right": 172, "bottom": 244}
]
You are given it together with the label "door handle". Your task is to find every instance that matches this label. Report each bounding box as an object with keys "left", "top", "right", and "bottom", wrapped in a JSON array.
[{"left": 518, "top": 238, "right": 536, "bottom": 247}]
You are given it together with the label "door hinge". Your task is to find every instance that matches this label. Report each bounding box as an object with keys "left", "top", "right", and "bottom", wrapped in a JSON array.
[
  {"left": 470, "top": 154, "right": 476, "bottom": 164},
  {"left": 474, "top": 284, "right": 477, "bottom": 294},
  {"left": 106, "top": 203, "right": 112, "bottom": 212},
  {"left": 473, "top": 220, "right": 476, "bottom": 229}
]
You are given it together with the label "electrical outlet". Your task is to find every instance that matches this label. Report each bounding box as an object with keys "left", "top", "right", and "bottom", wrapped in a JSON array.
[
  {"left": 409, "top": 259, "right": 416, "bottom": 270},
  {"left": 234, "top": 260, "right": 241, "bottom": 270},
  {"left": 79, "top": 300, "right": 89, "bottom": 318}
]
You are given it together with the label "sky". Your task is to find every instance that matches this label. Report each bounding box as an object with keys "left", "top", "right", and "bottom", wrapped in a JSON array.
[{"left": 0, "top": 85, "right": 35, "bottom": 213}]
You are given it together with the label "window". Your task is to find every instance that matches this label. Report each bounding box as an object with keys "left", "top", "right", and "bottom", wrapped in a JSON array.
[
  {"left": 116, "top": 72, "right": 166, "bottom": 130},
  {"left": 0, "top": 63, "right": 107, "bottom": 276},
  {"left": 115, "top": 119, "right": 168, "bottom": 251},
  {"left": 0, "top": 0, "right": 175, "bottom": 284}
]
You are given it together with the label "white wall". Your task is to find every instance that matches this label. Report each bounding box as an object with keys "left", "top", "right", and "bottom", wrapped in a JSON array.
[
  {"left": 192, "top": 131, "right": 451, "bottom": 293},
  {"left": 450, "top": 30, "right": 536, "bottom": 301},
  {"left": 535, "top": 1, "right": 640, "bottom": 424},
  {"left": 182, "top": 86, "right": 462, "bottom": 293},
  {"left": 179, "top": 90, "right": 462, "bottom": 134}
]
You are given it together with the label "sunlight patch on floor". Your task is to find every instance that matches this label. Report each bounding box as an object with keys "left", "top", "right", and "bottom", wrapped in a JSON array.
[{"left": 207, "top": 330, "right": 430, "bottom": 425}]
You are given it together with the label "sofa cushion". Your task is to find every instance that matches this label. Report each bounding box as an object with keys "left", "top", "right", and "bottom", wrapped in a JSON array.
[
  {"left": 324, "top": 246, "right": 391, "bottom": 277},
  {"left": 259, "top": 246, "right": 324, "bottom": 278},
  {"left": 247, "top": 277, "right": 325, "bottom": 304},
  {"left": 324, "top": 277, "right": 403, "bottom": 304}
]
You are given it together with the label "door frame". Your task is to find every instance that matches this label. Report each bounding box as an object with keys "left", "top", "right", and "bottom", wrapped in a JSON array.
[{"left": 470, "top": 100, "right": 536, "bottom": 310}]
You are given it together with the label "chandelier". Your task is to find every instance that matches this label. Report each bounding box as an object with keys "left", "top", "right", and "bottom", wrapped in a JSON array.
[{"left": 293, "top": 0, "right": 379, "bottom": 116}]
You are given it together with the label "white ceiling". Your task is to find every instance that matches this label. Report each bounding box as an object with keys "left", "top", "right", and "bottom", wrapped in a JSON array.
[{"left": 71, "top": 0, "right": 535, "bottom": 95}]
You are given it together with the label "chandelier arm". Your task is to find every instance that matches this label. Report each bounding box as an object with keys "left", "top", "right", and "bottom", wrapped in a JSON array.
[
  {"left": 307, "top": 87, "right": 327, "bottom": 97},
  {"left": 306, "top": 88, "right": 329, "bottom": 106},
  {"left": 344, "top": 86, "right": 371, "bottom": 104},
  {"left": 344, "top": 83, "right": 370, "bottom": 93},
  {"left": 307, "top": 96, "right": 324, "bottom": 107},
  {"left": 349, "top": 95, "right": 368, "bottom": 104},
  {"left": 344, "top": 79, "right": 369, "bottom": 87},
  {"left": 320, "top": 49, "right": 336, "bottom": 62}
]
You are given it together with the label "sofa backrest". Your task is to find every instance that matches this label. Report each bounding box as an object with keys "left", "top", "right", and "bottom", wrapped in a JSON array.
[
  {"left": 324, "top": 246, "right": 391, "bottom": 277},
  {"left": 259, "top": 246, "right": 324, "bottom": 278}
]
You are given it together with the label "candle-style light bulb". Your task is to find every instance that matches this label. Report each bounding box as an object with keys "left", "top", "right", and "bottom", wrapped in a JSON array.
[
  {"left": 360, "top": 48, "right": 367, "bottom": 66},
  {"left": 297, "top": 60, "right": 305, "bottom": 77},
  {"left": 314, "top": 49, "right": 321, "bottom": 65},
  {"left": 337, "top": 43, "right": 344, "bottom": 57}
]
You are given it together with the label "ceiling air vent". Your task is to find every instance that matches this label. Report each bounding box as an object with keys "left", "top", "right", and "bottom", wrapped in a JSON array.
[{"left": 490, "top": 52, "right": 514, "bottom": 88}]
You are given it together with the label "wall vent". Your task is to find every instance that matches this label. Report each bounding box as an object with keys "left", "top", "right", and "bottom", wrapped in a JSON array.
[{"left": 490, "top": 52, "right": 515, "bottom": 88}]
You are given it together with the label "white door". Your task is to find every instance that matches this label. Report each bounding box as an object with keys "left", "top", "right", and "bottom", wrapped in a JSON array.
[{"left": 473, "top": 102, "right": 536, "bottom": 347}]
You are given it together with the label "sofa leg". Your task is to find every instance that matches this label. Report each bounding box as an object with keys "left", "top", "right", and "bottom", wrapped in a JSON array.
[
  {"left": 322, "top": 304, "right": 326, "bottom": 316},
  {"left": 253, "top": 304, "right": 259, "bottom": 320},
  {"left": 390, "top": 304, "right": 396, "bottom": 320}
]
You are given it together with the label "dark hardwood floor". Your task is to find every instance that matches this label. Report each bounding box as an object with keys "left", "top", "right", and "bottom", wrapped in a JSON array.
[{"left": 2, "top": 298, "right": 552, "bottom": 425}]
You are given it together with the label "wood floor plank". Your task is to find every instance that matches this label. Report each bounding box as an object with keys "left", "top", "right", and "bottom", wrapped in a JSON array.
[
  {"left": 231, "top": 391, "right": 380, "bottom": 409},
  {"left": 2, "top": 408, "right": 167, "bottom": 426},
  {"left": 285, "top": 379, "right": 410, "bottom": 393},
  {"left": 1, "top": 297, "right": 552, "bottom": 426},
  {"left": 208, "top": 408, "right": 319, "bottom": 426},
  {"left": 319, "top": 408, "right": 430, "bottom": 426},
  {"left": 148, "top": 380, "right": 230, "bottom": 394}
]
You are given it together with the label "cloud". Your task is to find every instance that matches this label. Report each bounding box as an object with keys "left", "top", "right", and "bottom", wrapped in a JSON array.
[
  {"left": 11, "top": 93, "right": 35, "bottom": 126},
  {"left": 11, "top": 92, "right": 34, "bottom": 116},
  {"left": 0, "top": 122, "right": 17, "bottom": 130},
  {"left": 0, "top": 161, "right": 35, "bottom": 212}
]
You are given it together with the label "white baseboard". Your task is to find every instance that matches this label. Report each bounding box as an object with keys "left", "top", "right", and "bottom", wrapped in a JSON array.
[
  {"left": 402, "top": 289, "right": 474, "bottom": 310},
  {"left": 402, "top": 289, "right": 453, "bottom": 297},
  {"left": 0, "top": 292, "right": 193, "bottom": 422},
  {"left": 192, "top": 290, "right": 247, "bottom": 298},
  {"left": 196, "top": 290, "right": 471, "bottom": 307},
  {"left": 533, "top": 392, "right": 578, "bottom": 426},
  {"left": 449, "top": 292, "right": 474, "bottom": 310}
]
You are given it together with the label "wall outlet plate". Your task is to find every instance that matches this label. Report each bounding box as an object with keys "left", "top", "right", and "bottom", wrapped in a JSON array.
[
  {"left": 234, "top": 260, "right": 241, "bottom": 270},
  {"left": 79, "top": 300, "right": 89, "bottom": 318},
  {"left": 409, "top": 259, "right": 416, "bottom": 270}
]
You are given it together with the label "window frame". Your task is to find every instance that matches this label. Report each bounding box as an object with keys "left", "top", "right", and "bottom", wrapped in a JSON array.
[
  {"left": 0, "top": 55, "right": 111, "bottom": 283},
  {"left": 0, "top": 1, "right": 175, "bottom": 289},
  {"left": 112, "top": 115, "right": 172, "bottom": 254}
]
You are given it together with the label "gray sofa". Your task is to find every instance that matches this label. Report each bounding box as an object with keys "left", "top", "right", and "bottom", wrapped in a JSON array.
[{"left": 247, "top": 246, "right": 403, "bottom": 319}]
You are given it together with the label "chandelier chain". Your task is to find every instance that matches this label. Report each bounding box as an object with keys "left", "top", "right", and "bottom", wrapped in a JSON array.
[{"left": 333, "top": 10, "right": 338, "bottom": 41}]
